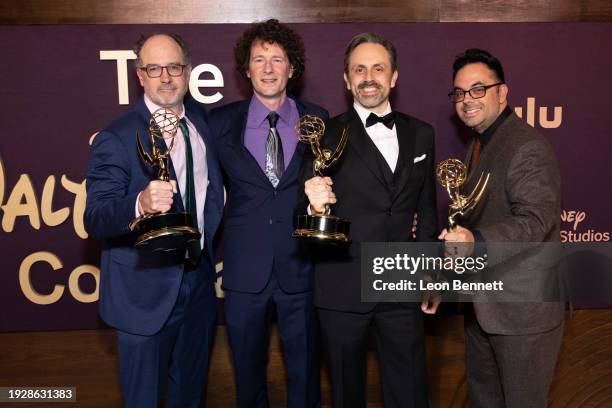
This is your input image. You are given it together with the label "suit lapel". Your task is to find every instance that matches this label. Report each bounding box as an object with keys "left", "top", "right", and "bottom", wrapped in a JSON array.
[
  {"left": 391, "top": 113, "right": 416, "bottom": 203},
  {"left": 277, "top": 99, "right": 309, "bottom": 189},
  {"left": 464, "top": 113, "right": 515, "bottom": 193},
  {"left": 185, "top": 100, "right": 222, "bottom": 218},
  {"left": 346, "top": 108, "right": 388, "bottom": 187},
  {"left": 232, "top": 100, "right": 275, "bottom": 187},
  {"left": 279, "top": 141, "right": 305, "bottom": 188}
]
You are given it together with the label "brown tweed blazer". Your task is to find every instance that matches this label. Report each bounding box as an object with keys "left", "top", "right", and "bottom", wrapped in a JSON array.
[{"left": 461, "top": 112, "right": 564, "bottom": 335}]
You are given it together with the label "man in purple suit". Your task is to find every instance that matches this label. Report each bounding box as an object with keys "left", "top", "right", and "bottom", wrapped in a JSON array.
[{"left": 208, "top": 19, "right": 327, "bottom": 408}]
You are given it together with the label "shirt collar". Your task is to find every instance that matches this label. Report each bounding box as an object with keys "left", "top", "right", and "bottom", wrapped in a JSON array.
[
  {"left": 477, "top": 106, "right": 512, "bottom": 147},
  {"left": 353, "top": 102, "right": 392, "bottom": 127},
  {"left": 247, "top": 95, "right": 294, "bottom": 128},
  {"left": 143, "top": 95, "right": 185, "bottom": 120}
]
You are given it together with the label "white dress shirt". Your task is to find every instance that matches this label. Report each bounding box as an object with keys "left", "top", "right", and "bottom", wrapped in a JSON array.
[{"left": 353, "top": 102, "right": 399, "bottom": 172}]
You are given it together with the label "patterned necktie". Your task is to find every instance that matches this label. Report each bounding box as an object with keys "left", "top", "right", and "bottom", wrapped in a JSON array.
[
  {"left": 178, "top": 118, "right": 201, "bottom": 265},
  {"left": 264, "top": 112, "right": 284, "bottom": 187}
]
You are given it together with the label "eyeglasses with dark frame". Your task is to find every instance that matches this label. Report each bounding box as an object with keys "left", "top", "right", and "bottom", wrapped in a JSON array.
[
  {"left": 448, "top": 82, "right": 504, "bottom": 103},
  {"left": 138, "top": 64, "right": 187, "bottom": 78}
]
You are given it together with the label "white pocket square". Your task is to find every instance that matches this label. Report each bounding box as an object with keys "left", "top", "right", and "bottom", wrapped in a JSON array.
[{"left": 413, "top": 154, "right": 426, "bottom": 163}]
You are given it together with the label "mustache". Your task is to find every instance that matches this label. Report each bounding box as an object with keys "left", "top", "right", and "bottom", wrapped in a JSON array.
[
  {"left": 357, "top": 80, "right": 382, "bottom": 90},
  {"left": 462, "top": 103, "right": 481, "bottom": 112}
]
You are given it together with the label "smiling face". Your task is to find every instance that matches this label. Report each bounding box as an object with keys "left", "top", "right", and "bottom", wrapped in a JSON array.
[
  {"left": 247, "top": 39, "right": 293, "bottom": 108},
  {"left": 135, "top": 34, "right": 191, "bottom": 114},
  {"left": 344, "top": 42, "right": 398, "bottom": 114},
  {"left": 453, "top": 62, "right": 508, "bottom": 134}
]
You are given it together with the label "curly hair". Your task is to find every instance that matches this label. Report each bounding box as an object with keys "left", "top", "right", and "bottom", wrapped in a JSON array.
[{"left": 234, "top": 19, "right": 305, "bottom": 88}]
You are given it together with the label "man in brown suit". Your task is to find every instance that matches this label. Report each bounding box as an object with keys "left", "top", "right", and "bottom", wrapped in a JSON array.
[{"left": 439, "top": 49, "right": 564, "bottom": 408}]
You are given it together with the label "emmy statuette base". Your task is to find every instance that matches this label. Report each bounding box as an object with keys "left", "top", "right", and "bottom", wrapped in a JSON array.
[
  {"left": 293, "top": 214, "right": 351, "bottom": 244},
  {"left": 132, "top": 212, "right": 201, "bottom": 251}
]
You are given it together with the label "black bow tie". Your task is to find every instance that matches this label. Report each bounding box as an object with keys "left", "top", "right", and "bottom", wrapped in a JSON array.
[{"left": 365, "top": 112, "right": 395, "bottom": 129}]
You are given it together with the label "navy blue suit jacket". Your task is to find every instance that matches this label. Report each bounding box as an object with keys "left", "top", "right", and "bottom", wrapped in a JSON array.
[
  {"left": 209, "top": 97, "right": 328, "bottom": 294},
  {"left": 85, "top": 96, "right": 223, "bottom": 336}
]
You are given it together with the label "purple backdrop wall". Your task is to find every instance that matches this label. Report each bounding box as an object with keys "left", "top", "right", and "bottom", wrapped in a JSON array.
[{"left": 0, "top": 23, "right": 610, "bottom": 332}]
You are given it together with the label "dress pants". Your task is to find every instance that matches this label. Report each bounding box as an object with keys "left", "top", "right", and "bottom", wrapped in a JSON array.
[
  {"left": 224, "top": 274, "right": 320, "bottom": 408},
  {"left": 318, "top": 303, "right": 428, "bottom": 408},
  {"left": 464, "top": 305, "right": 563, "bottom": 408},
  {"left": 117, "top": 263, "right": 217, "bottom": 408}
]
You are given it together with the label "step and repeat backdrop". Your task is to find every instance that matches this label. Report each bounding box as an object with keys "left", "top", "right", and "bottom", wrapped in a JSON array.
[{"left": 0, "top": 23, "right": 610, "bottom": 332}]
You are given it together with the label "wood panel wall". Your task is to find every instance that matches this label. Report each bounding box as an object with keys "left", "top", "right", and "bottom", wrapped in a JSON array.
[{"left": 1, "top": 0, "right": 611, "bottom": 24}]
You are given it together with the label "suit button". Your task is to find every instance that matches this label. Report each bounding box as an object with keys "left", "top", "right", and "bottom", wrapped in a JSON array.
[{"left": 269, "top": 218, "right": 273, "bottom": 225}]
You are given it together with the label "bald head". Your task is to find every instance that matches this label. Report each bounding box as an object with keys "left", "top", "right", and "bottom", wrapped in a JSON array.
[
  {"left": 134, "top": 33, "right": 192, "bottom": 113},
  {"left": 134, "top": 33, "right": 190, "bottom": 67}
]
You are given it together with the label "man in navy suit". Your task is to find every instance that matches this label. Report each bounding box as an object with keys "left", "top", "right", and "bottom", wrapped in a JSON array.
[
  {"left": 208, "top": 19, "right": 327, "bottom": 408},
  {"left": 85, "top": 33, "right": 223, "bottom": 407}
]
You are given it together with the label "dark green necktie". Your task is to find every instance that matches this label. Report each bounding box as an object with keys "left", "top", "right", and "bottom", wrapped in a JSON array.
[{"left": 179, "top": 118, "right": 201, "bottom": 265}]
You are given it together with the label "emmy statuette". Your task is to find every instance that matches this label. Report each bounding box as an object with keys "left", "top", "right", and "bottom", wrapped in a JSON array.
[
  {"left": 436, "top": 158, "right": 490, "bottom": 230},
  {"left": 293, "top": 115, "right": 351, "bottom": 244},
  {"left": 129, "top": 108, "right": 201, "bottom": 251}
]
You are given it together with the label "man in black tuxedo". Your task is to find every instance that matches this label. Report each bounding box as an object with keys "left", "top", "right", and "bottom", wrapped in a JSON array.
[{"left": 298, "top": 32, "right": 439, "bottom": 407}]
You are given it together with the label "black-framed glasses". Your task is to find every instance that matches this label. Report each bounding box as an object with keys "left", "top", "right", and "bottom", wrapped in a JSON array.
[
  {"left": 448, "top": 82, "right": 504, "bottom": 103},
  {"left": 138, "top": 64, "right": 187, "bottom": 78}
]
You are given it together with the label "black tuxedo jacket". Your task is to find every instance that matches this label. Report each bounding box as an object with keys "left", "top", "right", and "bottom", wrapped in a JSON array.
[{"left": 297, "top": 108, "right": 438, "bottom": 313}]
